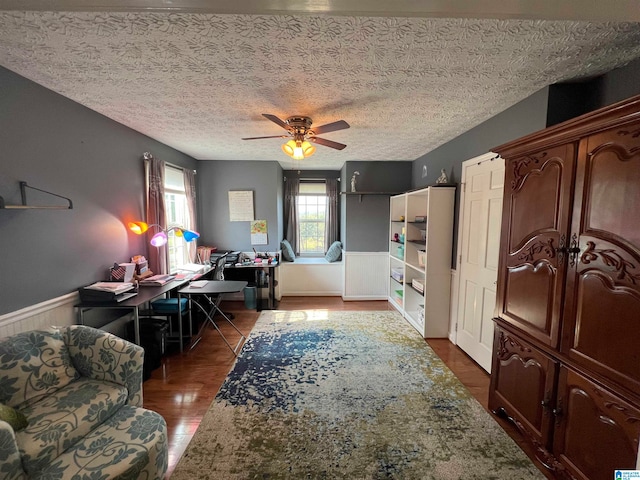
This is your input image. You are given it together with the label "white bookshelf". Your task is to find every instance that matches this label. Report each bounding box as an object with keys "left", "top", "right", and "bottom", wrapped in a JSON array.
[{"left": 388, "top": 186, "right": 455, "bottom": 338}]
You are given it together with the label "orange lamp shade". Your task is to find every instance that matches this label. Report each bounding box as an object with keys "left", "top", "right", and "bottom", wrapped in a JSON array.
[{"left": 128, "top": 221, "right": 150, "bottom": 234}]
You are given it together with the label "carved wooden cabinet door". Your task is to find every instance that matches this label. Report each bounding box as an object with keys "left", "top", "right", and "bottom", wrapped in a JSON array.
[
  {"left": 553, "top": 367, "right": 640, "bottom": 480},
  {"left": 489, "top": 325, "right": 558, "bottom": 452},
  {"left": 560, "top": 124, "right": 640, "bottom": 398},
  {"left": 495, "top": 144, "right": 576, "bottom": 347}
]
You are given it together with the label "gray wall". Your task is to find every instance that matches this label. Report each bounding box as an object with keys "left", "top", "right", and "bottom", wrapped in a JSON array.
[
  {"left": 0, "top": 66, "right": 197, "bottom": 315},
  {"left": 411, "top": 88, "right": 550, "bottom": 267},
  {"left": 196, "top": 160, "right": 283, "bottom": 253},
  {"left": 342, "top": 161, "right": 412, "bottom": 251},
  {"left": 412, "top": 57, "right": 640, "bottom": 269},
  {"left": 601, "top": 57, "right": 640, "bottom": 105},
  {"left": 411, "top": 87, "right": 550, "bottom": 191}
]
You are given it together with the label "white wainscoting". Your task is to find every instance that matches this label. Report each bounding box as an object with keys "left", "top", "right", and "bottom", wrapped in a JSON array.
[
  {"left": 280, "top": 258, "right": 344, "bottom": 296},
  {"left": 343, "top": 251, "right": 388, "bottom": 300},
  {"left": 0, "top": 292, "right": 78, "bottom": 338}
]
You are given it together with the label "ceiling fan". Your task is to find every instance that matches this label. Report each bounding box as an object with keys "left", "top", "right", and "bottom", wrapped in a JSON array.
[{"left": 242, "top": 114, "right": 350, "bottom": 160}]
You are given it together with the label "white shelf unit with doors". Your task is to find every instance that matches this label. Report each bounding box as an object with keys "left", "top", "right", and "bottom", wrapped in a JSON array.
[{"left": 388, "top": 186, "right": 455, "bottom": 338}]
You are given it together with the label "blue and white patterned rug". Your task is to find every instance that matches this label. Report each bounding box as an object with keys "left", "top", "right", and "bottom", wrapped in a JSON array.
[{"left": 171, "top": 310, "right": 544, "bottom": 479}]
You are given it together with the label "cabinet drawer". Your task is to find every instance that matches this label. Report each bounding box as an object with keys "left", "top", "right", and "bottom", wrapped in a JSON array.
[
  {"left": 554, "top": 366, "right": 640, "bottom": 480},
  {"left": 489, "top": 325, "right": 558, "bottom": 450}
]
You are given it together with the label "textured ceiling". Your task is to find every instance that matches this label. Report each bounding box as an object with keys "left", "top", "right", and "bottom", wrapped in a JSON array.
[{"left": 1, "top": 8, "right": 640, "bottom": 169}]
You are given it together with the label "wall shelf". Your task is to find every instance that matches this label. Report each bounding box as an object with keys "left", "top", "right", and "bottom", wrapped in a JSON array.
[
  {"left": 340, "top": 191, "right": 402, "bottom": 202},
  {"left": 0, "top": 181, "right": 73, "bottom": 209}
]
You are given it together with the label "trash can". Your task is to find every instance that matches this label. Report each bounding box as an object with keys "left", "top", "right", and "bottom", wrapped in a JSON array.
[{"left": 244, "top": 285, "right": 257, "bottom": 310}]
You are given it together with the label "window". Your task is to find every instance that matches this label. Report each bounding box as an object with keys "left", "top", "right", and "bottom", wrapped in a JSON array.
[
  {"left": 164, "top": 166, "right": 191, "bottom": 272},
  {"left": 297, "top": 182, "right": 327, "bottom": 255}
]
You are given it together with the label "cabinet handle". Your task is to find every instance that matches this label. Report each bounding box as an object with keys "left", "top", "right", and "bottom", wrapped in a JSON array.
[
  {"left": 552, "top": 405, "right": 564, "bottom": 426},
  {"left": 568, "top": 233, "right": 581, "bottom": 267}
]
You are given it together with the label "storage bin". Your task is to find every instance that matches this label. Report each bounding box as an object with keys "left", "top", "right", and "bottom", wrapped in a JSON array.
[
  {"left": 418, "top": 250, "right": 426, "bottom": 267},
  {"left": 150, "top": 298, "right": 188, "bottom": 313},
  {"left": 391, "top": 267, "right": 404, "bottom": 282}
]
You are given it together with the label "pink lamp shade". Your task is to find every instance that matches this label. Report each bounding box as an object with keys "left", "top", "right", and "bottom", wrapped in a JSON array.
[{"left": 150, "top": 231, "right": 168, "bottom": 247}]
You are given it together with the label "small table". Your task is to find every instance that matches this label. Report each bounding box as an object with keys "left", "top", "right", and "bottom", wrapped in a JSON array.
[{"left": 178, "top": 280, "right": 248, "bottom": 355}]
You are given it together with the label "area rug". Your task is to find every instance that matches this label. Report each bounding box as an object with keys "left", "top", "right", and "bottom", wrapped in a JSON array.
[{"left": 171, "top": 310, "right": 544, "bottom": 479}]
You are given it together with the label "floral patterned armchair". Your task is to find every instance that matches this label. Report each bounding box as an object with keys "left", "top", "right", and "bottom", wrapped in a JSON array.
[{"left": 0, "top": 325, "right": 168, "bottom": 480}]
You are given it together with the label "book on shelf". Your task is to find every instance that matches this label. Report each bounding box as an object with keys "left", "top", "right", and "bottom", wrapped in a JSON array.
[{"left": 139, "top": 274, "right": 176, "bottom": 286}]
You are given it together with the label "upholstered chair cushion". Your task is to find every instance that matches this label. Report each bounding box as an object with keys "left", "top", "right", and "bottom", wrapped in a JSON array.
[
  {"left": 33, "top": 405, "right": 168, "bottom": 480},
  {"left": 0, "top": 328, "right": 79, "bottom": 409},
  {"left": 62, "top": 324, "right": 144, "bottom": 407},
  {"left": 16, "top": 377, "right": 128, "bottom": 476}
]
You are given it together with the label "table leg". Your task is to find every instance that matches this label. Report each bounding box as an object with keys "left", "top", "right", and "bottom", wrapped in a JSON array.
[
  {"left": 268, "top": 266, "right": 275, "bottom": 309},
  {"left": 178, "top": 292, "right": 184, "bottom": 353},
  {"left": 133, "top": 307, "right": 140, "bottom": 345},
  {"left": 188, "top": 294, "right": 246, "bottom": 355}
]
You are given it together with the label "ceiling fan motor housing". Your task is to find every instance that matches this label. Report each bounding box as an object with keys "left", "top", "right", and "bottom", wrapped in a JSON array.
[{"left": 286, "top": 116, "right": 313, "bottom": 135}]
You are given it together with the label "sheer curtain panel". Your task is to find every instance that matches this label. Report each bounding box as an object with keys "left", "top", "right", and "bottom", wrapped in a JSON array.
[
  {"left": 144, "top": 153, "right": 167, "bottom": 275},
  {"left": 283, "top": 177, "right": 300, "bottom": 254}
]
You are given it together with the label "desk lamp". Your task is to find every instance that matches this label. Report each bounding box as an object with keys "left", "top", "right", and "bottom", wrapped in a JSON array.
[{"left": 128, "top": 221, "right": 200, "bottom": 247}]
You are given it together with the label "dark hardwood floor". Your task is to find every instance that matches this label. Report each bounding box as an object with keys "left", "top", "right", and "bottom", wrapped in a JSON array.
[{"left": 142, "top": 297, "right": 552, "bottom": 479}]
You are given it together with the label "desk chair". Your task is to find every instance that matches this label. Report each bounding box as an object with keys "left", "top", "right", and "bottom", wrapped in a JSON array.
[{"left": 211, "top": 253, "right": 235, "bottom": 320}]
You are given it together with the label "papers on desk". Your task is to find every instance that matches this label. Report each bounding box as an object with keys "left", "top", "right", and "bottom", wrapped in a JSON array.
[
  {"left": 79, "top": 282, "right": 137, "bottom": 303},
  {"left": 139, "top": 274, "right": 176, "bottom": 286},
  {"left": 189, "top": 280, "right": 208, "bottom": 288},
  {"left": 178, "top": 263, "right": 208, "bottom": 273},
  {"left": 84, "top": 282, "right": 135, "bottom": 294}
]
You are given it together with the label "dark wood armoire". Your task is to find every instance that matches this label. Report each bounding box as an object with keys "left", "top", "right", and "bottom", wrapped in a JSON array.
[{"left": 489, "top": 94, "right": 640, "bottom": 480}]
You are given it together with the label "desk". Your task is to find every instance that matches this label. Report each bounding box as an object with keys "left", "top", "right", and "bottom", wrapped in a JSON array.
[
  {"left": 76, "top": 279, "right": 191, "bottom": 349},
  {"left": 224, "top": 262, "right": 279, "bottom": 310},
  {"left": 178, "top": 280, "right": 247, "bottom": 354},
  {"left": 76, "top": 266, "right": 212, "bottom": 352}
]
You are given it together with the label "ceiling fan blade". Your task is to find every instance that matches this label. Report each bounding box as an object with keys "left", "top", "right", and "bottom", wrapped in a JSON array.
[
  {"left": 311, "top": 120, "right": 350, "bottom": 135},
  {"left": 309, "top": 136, "right": 347, "bottom": 150},
  {"left": 262, "top": 113, "right": 290, "bottom": 130},
  {"left": 242, "top": 135, "right": 289, "bottom": 140}
]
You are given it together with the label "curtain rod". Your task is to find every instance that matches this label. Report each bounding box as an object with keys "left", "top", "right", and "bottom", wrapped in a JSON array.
[{"left": 143, "top": 151, "right": 197, "bottom": 174}]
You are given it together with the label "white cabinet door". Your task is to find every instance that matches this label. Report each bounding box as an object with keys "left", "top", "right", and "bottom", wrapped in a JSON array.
[{"left": 456, "top": 154, "right": 504, "bottom": 372}]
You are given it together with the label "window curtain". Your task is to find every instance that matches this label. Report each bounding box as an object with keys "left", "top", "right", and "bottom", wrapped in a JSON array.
[
  {"left": 325, "top": 178, "right": 339, "bottom": 251},
  {"left": 283, "top": 177, "right": 300, "bottom": 254},
  {"left": 144, "top": 153, "right": 167, "bottom": 275},
  {"left": 183, "top": 168, "right": 197, "bottom": 263}
]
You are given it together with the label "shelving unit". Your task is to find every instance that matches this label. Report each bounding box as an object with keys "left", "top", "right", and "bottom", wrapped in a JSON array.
[{"left": 388, "top": 186, "right": 455, "bottom": 338}]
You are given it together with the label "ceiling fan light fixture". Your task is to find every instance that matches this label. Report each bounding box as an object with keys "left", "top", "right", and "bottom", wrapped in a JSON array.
[{"left": 282, "top": 139, "right": 315, "bottom": 160}]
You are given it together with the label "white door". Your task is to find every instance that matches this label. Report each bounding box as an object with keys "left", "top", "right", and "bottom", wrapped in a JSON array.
[{"left": 455, "top": 153, "right": 505, "bottom": 373}]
